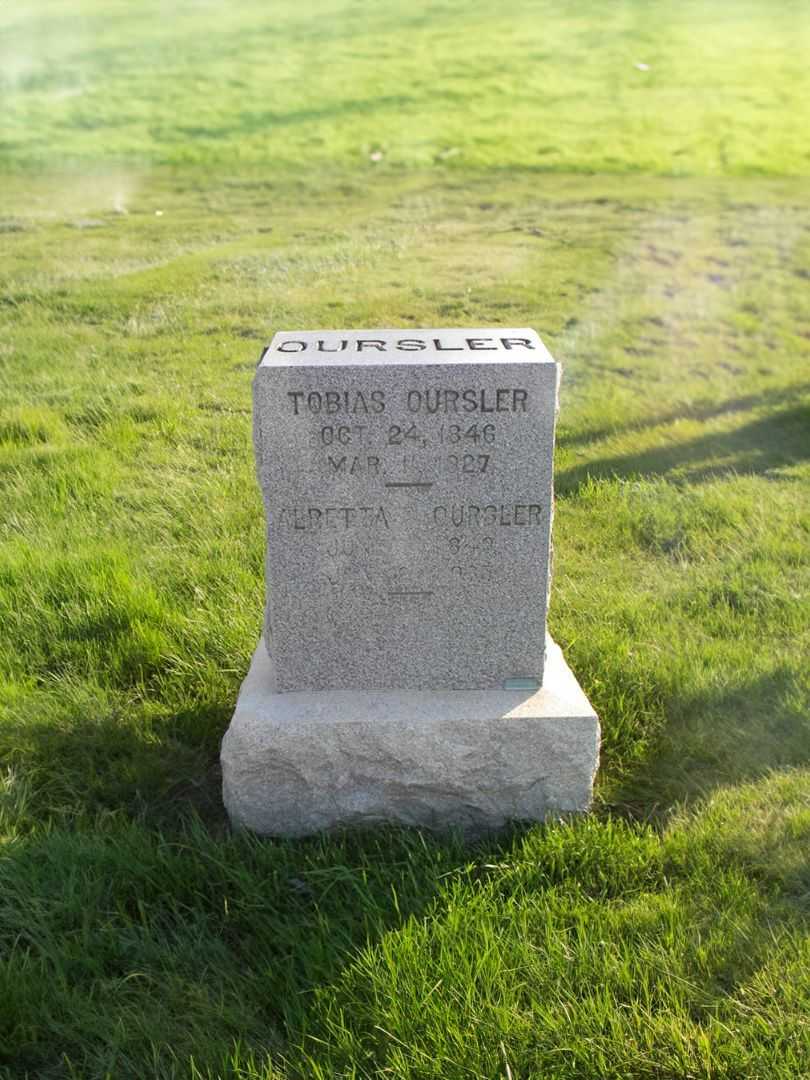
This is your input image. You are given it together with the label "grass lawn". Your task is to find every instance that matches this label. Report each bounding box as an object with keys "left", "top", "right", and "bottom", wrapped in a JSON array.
[{"left": 2, "top": 1, "right": 810, "bottom": 1077}]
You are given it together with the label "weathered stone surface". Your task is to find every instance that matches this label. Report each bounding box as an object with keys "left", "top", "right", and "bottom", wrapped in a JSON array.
[
  {"left": 221, "top": 635, "right": 600, "bottom": 837},
  {"left": 253, "top": 328, "right": 558, "bottom": 691}
]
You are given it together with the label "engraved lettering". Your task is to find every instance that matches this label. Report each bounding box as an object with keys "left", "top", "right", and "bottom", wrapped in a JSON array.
[
  {"left": 327, "top": 455, "right": 381, "bottom": 475},
  {"left": 501, "top": 337, "right": 535, "bottom": 350},
  {"left": 277, "top": 506, "right": 390, "bottom": 531},
  {"left": 431, "top": 504, "right": 544, "bottom": 526},
  {"left": 290, "top": 390, "right": 386, "bottom": 416},
  {"left": 408, "top": 388, "right": 526, "bottom": 414}
]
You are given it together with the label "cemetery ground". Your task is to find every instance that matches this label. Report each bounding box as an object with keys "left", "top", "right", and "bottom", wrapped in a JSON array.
[
  {"left": 2, "top": 1, "right": 810, "bottom": 1077},
  {"left": 3, "top": 167, "right": 809, "bottom": 1080}
]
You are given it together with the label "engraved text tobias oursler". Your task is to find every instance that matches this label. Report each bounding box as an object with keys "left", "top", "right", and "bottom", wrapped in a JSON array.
[{"left": 286, "top": 388, "right": 529, "bottom": 416}]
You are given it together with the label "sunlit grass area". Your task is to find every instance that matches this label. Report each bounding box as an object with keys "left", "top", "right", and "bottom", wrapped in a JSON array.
[
  {"left": 3, "top": 0, "right": 810, "bottom": 174},
  {"left": 1, "top": 0, "right": 810, "bottom": 1076}
]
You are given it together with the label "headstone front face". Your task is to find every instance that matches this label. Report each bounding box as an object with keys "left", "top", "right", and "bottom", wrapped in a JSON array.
[{"left": 253, "top": 329, "right": 558, "bottom": 691}]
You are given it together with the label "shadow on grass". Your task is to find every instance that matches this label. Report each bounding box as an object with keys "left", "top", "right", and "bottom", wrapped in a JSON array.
[
  {"left": 602, "top": 662, "right": 810, "bottom": 821},
  {"left": 173, "top": 94, "right": 417, "bottom": 141},
  {"left": 558, "top": 380, "right": 810, "bottom": 451},
  {"left": 1, "top": 699, "right": 539, "bottom": 1076},
  {"left": 2, "top": 700, "right": 230, "bottom": 831},
  {"left": 4, "top": 674, "right": 808, "bottom": 1075},
  {"left": 0, "top": 783, "right": 527, "bottom": 1077},
  {"left": 557, "top": 400, "right": 810, "bottom": 493}
]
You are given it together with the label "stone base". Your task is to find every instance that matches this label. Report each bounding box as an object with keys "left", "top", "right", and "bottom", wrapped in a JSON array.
[{"left": 221, "top": 636, "right": 599, "bottom": 837}]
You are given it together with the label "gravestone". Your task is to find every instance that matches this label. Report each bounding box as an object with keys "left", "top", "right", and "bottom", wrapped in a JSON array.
[
  {"left": 221, "top": 329, "right": 599, "bottom": 835},
  {"left": 253, "top": 328, "right": 556, "bottom": 691}
]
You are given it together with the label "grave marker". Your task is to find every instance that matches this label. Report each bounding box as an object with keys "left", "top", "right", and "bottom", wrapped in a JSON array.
[
  {"left": 221, "top": 329, "right": 599, "bottom": 835},
  {"left": 252, "top": 328, "right": 557, "bottom": 690}
]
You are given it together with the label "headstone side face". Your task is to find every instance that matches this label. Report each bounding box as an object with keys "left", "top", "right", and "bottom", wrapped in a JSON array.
[{"left": 253, "top": 329, "right": 559, "bottom": 691}]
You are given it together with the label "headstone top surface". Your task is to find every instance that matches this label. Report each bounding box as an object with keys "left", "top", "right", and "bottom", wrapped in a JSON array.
[{"left": 260, "top": 328, "right": 554, "bottom": 368}]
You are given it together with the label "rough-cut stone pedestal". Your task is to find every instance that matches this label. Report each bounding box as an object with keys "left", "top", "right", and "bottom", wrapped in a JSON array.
[{"left": 221, "top": 635, "right": 599, "bottom": 837}]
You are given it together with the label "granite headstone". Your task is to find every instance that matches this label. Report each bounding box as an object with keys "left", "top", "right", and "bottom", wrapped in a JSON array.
[
  {"left": 252, "top": 328, "right": 557, "bottom": 691},
  {"left": 221, "top": 328, "right": 599, "bottom": 835}
]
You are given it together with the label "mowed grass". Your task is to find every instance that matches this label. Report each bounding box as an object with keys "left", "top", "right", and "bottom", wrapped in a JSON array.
[
  {"left": 3, "top": 167, "right": 809, "bottom": 1080},
  {"left": 2, "top": 0, "right": 810, "bottom": 1077},
  {"left": 3, "top": 0, "right": 810, "bottom": 174}
]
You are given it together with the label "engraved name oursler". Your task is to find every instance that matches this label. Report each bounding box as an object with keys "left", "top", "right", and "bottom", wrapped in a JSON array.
[
  {"left": 269, "top": 334, "right": 537, "bottom": 354},
  {"left": 253, "top": 328, "right": 559, "bottom": 691}
]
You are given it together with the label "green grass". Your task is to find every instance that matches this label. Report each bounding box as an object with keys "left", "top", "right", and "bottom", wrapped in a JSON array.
[
  {"left": 2, "top": 0, "right": 810, "bottom": 1077},
  {"left": 3, "top": 0, "right": 810, "bottom": 175}
]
